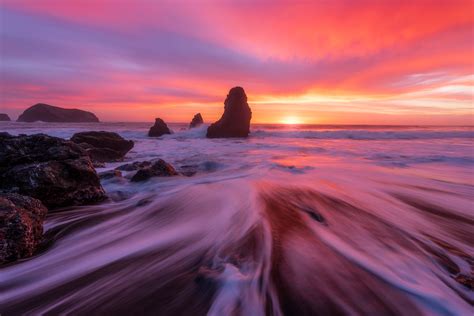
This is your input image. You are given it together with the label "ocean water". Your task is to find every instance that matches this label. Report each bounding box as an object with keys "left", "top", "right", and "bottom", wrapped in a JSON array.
[{"left": 0, "top": 122, "right": 473, "bottom": 315}]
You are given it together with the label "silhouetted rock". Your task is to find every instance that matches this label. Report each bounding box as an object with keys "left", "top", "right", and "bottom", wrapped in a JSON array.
[
  {"left": 189, "top": 113, "right": 204, "bottom": 128},
  {"left": 0, "top": 113, "right": 10, "bottom": 121},
  {"left": 0, "top": 134, "right": 106, "bottom": 209},
  {"left": 148, "top": 118, "right": 171, "bottom": 137},
  {"left": 17, "top": 103, "right": 99, "bottom": 123},
  {"left": 206, "top": 87, "right": 252, "bottom": 138},
  {"left": 115, "top": 161, "right": 152, "bottom": 171},
  {"left": 71, "top": 131, "right": 134, "bottom": 162},
  {"left": 131, "top": 159, "right": 178, "bottom": 182},
  {"left": 0, "top": 193, "right": 47, "bottom": 264}
]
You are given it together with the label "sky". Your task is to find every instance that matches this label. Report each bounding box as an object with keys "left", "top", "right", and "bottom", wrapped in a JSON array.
[{"left": 0, "top": 0, "right": 473, "bottom": 124}]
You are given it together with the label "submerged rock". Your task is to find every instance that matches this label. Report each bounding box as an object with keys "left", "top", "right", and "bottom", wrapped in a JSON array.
[
  {"left": 148, "top": 118, "right": 171, "bottom": 137},
  {"left": 0, "top": 193, "right": 47, "bottom": 264},
  {"left": 71, "top": 131, "right": 134, "bottom": 162},
  {"left": 131, "top": 159, "right": 178, "bottom": 182},
  {"left": 206, "top": 87, "right": 251, "bottom": 138},
  {"left": 98, "top": 170, "right": 123, "bottom": 180},
  {"left": 189, "top": 113, "right": 204, "bottom": 128},
  {"left": 115, "top": 161, "right": 152, "bottom": 171},
  {"left": 0, "top": 113, "right": 11, "bottom": 121},
  {"left": 0, "top": 134, "right": 106, "bottom": 209},
  {"left": 17, "top": 103, "right": 99, "bottom": 123}
]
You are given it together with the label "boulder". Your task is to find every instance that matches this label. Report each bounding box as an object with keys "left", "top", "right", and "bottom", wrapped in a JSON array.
[
  {"left": 17, "top": 103, "right": 99, "bottom": 123},
  {"left": 0, "top": 193, "right": 47, "bottom": 264},
  {"left": 115, "top": 161, "right": 152, "bottom": 171},
  {"left": 0, "top": 134, "right": 106, "bottom": 209},
  {"left": 189, "top": 113, "right": 204, "bottom": 128},
  {"left": 71, "top": 131, "right": 134, "bottom": 162},
  {"left": 98, "top": 170, "right": 123, "bottom": 180},
  {"left": 206, "top": 87, "right": 252, "bottom": 138},
  {"left": 0, "top": 113, "right": 10, "bottom": 121},
  {"left": 131, "top": 159, "right": 178, "bottom": 182},
  {"left": 148, "top": 118, "right": 171, "bottom": 137}
]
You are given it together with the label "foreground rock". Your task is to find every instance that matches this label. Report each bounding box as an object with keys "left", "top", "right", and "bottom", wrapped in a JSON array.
[
  {"left": 189, "top": 113, "right": 204, "bottom": 128},
  {"left": 71, "top": 131, "right": 134, "bottom": 162},
  {"left": 0, "top": 113, "right": 10, "bottom": 121},
  {"left": 0, "top": 193, "right": 47, "bottom": 264},
  {"left": 206, "top": 87, "right": 252, "bottom": 138},
  {"left": 0, "top": 133, "right": 106, "bottom": 209},
  {"left": 148, "top": 118, "right": 171, "bottom": 137},
  {"left": 17, "top": 103, "right": 99, "bottom": 123},
  {"left": 131, "top": 159, "right": 178, "bottom": 182}
]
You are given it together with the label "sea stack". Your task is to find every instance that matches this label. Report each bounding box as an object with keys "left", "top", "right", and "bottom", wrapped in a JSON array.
[
  {"left": 0, "top": 113, "right": 10, "bottom": 121},
  {"left": 17, "top": 103, "right": 99, "bottom": 122},
  {"left": 206, "top": 87, "right": 251, "bottom": 138},
  {"left": 189, "top": 113, "right": 204, "bottom": 128},
  {"left": 148, "top": 118, "right": 171, "bottom": 137}
]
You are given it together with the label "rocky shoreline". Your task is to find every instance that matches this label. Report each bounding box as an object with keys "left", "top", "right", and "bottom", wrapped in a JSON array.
[{"left": 0, "top": 86, "right": 253, "bottom": 264}]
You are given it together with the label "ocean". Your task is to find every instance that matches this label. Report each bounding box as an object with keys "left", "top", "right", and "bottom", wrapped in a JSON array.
[{"left": 1, "top": 122, "right": 473, "bottom": 315}]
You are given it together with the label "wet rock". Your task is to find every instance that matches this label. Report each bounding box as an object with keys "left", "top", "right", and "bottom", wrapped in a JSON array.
[
  {"left": 0, "top": 132, "right": 13, "bottom": 139},
  {"left": 454, "top": 274, "right": 473, "bottom": 289},
  {"left": 0, "top": 134, "right": 106, "bottom": 209},
  {"left": 148, "top": 118, "right": 171, "bottom": 137},
  {"left": 99, "top": 170, "right": 123, "bottom": 180},
  {"left": 0, "top": 193, "right": 47, "bottom": 264},
  {"left": 178, "top": 164, "right": 199, "bottom": 177},
  {"left": 17, "top": 103, "right": 99, "bottom": 122},
  {"left": 189, "top": 113, "right": 204, "bottom": 128},
  {"left": 93, "top": 161, "right": 106, "bottom": 168},
  {"left": 206, "top": 87, "right": 252, "bottom": 138},
  {"left": 115, "top": 160, "right": 152, "bottom": 171},
  {"left": 131, "top": 159, "right": 178, "bottom": 182},
  {"left": 71, "top": 131, "right": 134, "bottom": 162},
  {"left": 0, "top": 113, "right": 11, "bottom": 121}
]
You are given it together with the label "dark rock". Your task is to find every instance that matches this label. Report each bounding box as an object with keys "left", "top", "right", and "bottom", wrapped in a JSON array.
[
  {"left": 177, "top": 164, "right": 199, "bottom": 177},
  {"left": 115, "top": 161, "right": 152, "bottom": 171},
  {"left": 93, "top": 161, "right": 106, "bottom": 168},
  {"left": 71, "top": 131, "right": 134, "bottom": 162},
  {"left": 17, "top": 103, "right": 99, "bottom": 123},
  {"left": 189, "top": 113, "right": 204, "bottom": 128},
  {"left": 0, "top": 134, "right": 106, "bottom": 209},
  {"left": 0, "top": 113, "right": 11, "bottom": 121},
  {"left": 0, "top": 132, "right": 13, "bottom": 139},
  {"left": 148, "top": 118, "right": 171, "bottom": 137},
  {"left": 0, "top": 193, "right": 47, "bottom": 264},
  {"left": 455, "top": 274, "right": 473, "bottom": 289},
  {"left": 131, "top": 159, "right": 178, "bottom": 182},
  {"left": 99, "top": 170, "right": 123, "bottom": 180},
  {"left": 206, "top": 87, "right": 252, "bottom": 138}
]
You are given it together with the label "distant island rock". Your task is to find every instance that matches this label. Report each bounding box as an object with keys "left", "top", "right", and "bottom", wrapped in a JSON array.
[
  {"left": 0, "top": 113, "right": 11, "bottom": 121},
  {"left": 148, "top": 118, "right": 172, "bottom": 137},
  {"left": 17, "top": 103, "right": 99, "bottom": 123},
  {"left": 71, "top": 131, "right": 134, "bottom": 163},
  {"left": 189, "top": 113, "right": 204, "bottom": 128},
  {"left": 206, "top": 87, "right": 252, "bottom": 138}
]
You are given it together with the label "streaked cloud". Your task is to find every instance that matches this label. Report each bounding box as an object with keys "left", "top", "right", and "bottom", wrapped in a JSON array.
[{"left": 0, "top": 0, "right": 472, "bottom": 124}]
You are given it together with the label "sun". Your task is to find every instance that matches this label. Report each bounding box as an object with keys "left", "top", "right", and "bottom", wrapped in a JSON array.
[{"left": 281, "top": 116, "right": 301, "bottom": 125}]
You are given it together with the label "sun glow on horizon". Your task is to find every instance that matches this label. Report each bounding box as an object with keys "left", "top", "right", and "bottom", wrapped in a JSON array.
[{"left": 281, "top": 116, "right": 302, "bottom": 125}]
